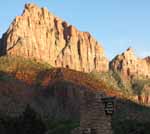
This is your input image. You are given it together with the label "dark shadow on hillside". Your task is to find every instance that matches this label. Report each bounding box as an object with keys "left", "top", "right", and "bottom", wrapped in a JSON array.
[
  {"left": 33, "top": 69, "right": 89, "bottom": 120},
  {"left": 0, "top": 71, "right": 35, "bottom": 116},
  {"left": 0, "top": 33, "right": 7, "bottom": 56},
  {"left": 35, "top": 69, "right": 150, "bottom": 134},
  {"left": 0, "top": 104, "right": 47, "bottom": 134},
  {"left": 112, "top": 98, "right": 150, "bottom": 134},
  {"left": 0, "top": 69, "right": 150, "bottom": 134}
]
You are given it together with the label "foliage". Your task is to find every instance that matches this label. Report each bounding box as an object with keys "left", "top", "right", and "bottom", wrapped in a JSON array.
[
  {"left": 132, "top": 79, "right": 150, "bottom": 95},
  {"left": 0, "top": 71, "right": 14, "bottom": 81},
  {"left": 0, "top": 56, "right": 52, "bottom": 74},
  {"left": 46, "top": 120, "right": 79, "bottom": 134},
  {"left": 88, "top": 71, "right": 120, "bottom": 90},
  {"left": 0, "top": 105, "right": 47, "bottom": 134},
  {"left": 113, "top": 119, "right": 150, "bottom": 134},
  {"left": 111, "top": 71, "right": 132, "bottom": 92},
  {"left": 0, "top": 104, "right": 79, "bottom": 134},
  {"left": 89, "top": 69, "right": 150, "bottom": 99},
  {"left": 88, "top": 70, "right": 133, "bottom": 97}
]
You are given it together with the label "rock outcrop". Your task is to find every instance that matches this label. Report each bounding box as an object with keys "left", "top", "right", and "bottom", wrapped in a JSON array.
[
  {"left": 0, "top": 3, "right": 108, "bottom": 72},
  {"left": 110, "top": 48, "right": 150, "bottom": 79},
  {"left": 144, "top": 56, "right": 150, "bottom": 63}
]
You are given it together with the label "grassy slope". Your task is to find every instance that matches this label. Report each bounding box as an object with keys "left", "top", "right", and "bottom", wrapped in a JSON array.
[{"left": 0, "top": 56, "right": 52, "bottom": 84}]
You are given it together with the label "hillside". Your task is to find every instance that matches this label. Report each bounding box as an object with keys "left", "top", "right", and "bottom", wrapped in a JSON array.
[
  {"left": 0, "top": 56, "right": 119, "bottom": 116},
  {"left": 0, "top": 56, "right": 150, "bottom": 134}
]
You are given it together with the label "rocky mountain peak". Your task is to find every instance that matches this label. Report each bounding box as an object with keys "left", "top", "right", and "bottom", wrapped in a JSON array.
[
  {"left": 121, "top": 47, "right": 136, "bottom": 60},
  {"left": 125, "top": 47, "right": 134, "bottom": 54},
  {"left": 126, "top": 47, "right": 133, "bottom": 51},
  {"left": 25, "top": 3, "right": 40, "bottom": 9},
  {"left": 110, "top": 48, "right": 150, "bottom": 79},
  {"left": 0, "top": 3, "right": 108, "bottom": 73}
]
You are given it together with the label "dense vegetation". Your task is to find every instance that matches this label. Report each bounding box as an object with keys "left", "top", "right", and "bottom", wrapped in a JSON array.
[
  {"left": 0, "top": 105, "right": 79, "bottom": 134},
  {"left": 0, "top": 104, "right": 149, "bottom": 134},
  {"left": 46, "top": 120, "right": 79, "bottom": 134},
  {"left": 113, "top": 119, "right": 150, "bottom": 134},
  {"left": 89, "top": 70, "right": 150, "bottom": 102},
  {"left": 0, "top": 105, "right": 47, "bottom": 134}
]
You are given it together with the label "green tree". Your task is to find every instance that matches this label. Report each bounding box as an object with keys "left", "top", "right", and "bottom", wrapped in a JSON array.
[
  {"left": 20, "top": 104, "right": 47, "bottom": 134},
  {"left": 132, "top": 79, "right": 150, "bottom": 104}
]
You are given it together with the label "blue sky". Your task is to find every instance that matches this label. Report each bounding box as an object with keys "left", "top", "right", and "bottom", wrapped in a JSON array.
[{"left": 0, "top": 0, "right": 150, "bottom": 59}]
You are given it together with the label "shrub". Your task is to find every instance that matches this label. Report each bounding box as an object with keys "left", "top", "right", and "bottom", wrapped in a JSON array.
[
  {"left": 0, "top": 56, "right": 52, "bottom": 74},
  {"left": 0, "top": 105, "right": 47, "bottom": 134},
  {"left": 46, "top": 120, "right": 79, "bottom": 134},
  {"left": 132, "top": 79, "right": 150, "bottom": 96},
  {"left": 113, "top": 119, "right": 150, "bottom": 134}
]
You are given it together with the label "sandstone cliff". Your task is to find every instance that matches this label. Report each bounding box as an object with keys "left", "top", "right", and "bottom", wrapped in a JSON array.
[
  {"left": 110, "top": 48, "right": 150, "bottom": 79},
  {"left": 0, "top": 3, "right": 108, "bottom": 72},
  {"left": 144, "top": 56, "right": 150, "bottom": 63}
]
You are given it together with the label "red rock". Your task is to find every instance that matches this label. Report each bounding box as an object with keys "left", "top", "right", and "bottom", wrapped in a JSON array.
[
  {"left": 0, "top": 3, "right": 108, "bottom": 73},
  {"left": 110, "top": 48, "right": 150, "bottom": 79}
]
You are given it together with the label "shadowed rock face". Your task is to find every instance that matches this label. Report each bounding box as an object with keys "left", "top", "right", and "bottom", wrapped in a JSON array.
[
  {"left": 145, "top": 56, "right": 150, "bottom": 63},
  {"left": 0, "top": 39, "right": 1, "bottom": 53},
  {"left": 0, "top": 3, "right": 108, "bottom": 73},
  {"left": 110, "top": 48, "right": 150, "bottom": 79}
]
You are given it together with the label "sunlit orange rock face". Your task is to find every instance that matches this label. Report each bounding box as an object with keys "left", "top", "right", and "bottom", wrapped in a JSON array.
[
  {"left": 110, "top": 48, "right": 150, "bottom": 79},
  {"left": 0, "top": 3, "right": 108, "bottom": 73}
]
